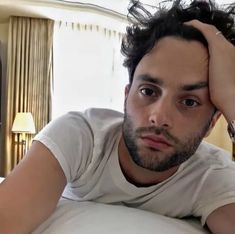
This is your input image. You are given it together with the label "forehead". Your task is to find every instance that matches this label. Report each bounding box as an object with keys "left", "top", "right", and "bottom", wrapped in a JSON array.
[{"left": 134, "top": 36, "right": 209, "bottom": 86}]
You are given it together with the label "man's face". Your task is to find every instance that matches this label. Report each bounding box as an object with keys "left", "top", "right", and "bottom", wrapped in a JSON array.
[{"left": 123, "top": 36, "right": 220, "bottom": 172}]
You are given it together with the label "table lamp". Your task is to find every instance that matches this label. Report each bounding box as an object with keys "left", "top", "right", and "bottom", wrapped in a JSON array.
[{"left": 12, "top": 112, "right": 36, "bottom": 153}]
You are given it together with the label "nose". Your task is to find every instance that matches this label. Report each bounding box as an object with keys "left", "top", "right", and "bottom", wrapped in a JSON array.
[{"left": 148, "top": 97, "right": 173, "bottom": 129}]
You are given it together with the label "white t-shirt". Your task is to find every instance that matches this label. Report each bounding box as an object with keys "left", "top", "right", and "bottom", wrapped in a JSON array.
[{"left": 34, "top": 108, "right": 235, "bottom": 225}]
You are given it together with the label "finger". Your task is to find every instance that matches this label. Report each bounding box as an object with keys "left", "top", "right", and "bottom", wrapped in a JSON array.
[{"left": 184, "top": 20, "right": 228, "bottom": 46}]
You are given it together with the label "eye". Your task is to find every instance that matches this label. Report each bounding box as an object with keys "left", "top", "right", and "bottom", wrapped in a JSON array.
[
  {"left": 140, "top": 88, "right": 157, "bottom": 97},
  {"left": 180, "top": 99, "right": 200, "bottom": 108}
]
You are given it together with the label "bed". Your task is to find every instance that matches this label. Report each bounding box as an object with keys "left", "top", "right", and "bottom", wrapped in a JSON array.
[
  {"left": 0, "top": 177, "right": 209, "bottom": 233},
  {"left": 33, "top": 199, "right": 209, "bottom": 234}
]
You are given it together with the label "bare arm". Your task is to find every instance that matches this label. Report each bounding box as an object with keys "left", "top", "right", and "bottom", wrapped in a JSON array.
[
  {"left": 185, "top": 20, "right": 235, "bottom": 234},
  {"left": 0, "top": 141, "right": 66, "bottom": 233},
  {"left": 206, "top": 203, "right": 235, "bottom": 234},
  {"left": 185, "top": 20, "right": 235, "bottom": 122}
]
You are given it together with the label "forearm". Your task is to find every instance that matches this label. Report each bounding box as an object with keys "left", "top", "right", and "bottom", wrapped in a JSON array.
[
  {"left": 207, "top": 203, "right": 235, "bottom": 234},
  {"left": 0, "top": 142, "right": 66, "bottom": 233},
  {"left": 0, "top": 216, "right": 30, "bottom": 234},
  {"left": 0, "top": 180, "right": 61, "bottom": 234},
  {"left": 216, "top": 90, "right": 235, "bottom": 123},
  {"left": 222, "top": 106, "right": 235, "bottom": 123},
  {"left": 0, "top": 186, "right": 32, "bottom": 234}
]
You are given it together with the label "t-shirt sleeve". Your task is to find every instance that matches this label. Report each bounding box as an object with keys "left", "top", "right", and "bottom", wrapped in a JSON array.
[
  {"left": 192, "top": 162, "right": 235, "bottom": 226},
  {"left": 34, "top": 112, "right": 94, "bottom": 183}
]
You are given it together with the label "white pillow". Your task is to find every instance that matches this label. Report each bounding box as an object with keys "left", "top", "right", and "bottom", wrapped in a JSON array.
[
  {"left": 33, "top": 200, "right": 209, "bottom": 234},
  {"left": 0, "top": 177, "right": 5, "bottom": 183}
]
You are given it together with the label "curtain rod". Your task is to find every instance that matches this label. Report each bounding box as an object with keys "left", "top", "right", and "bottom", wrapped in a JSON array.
[{"left": 36, "top": 0, "right": 127, "bottom": 21}]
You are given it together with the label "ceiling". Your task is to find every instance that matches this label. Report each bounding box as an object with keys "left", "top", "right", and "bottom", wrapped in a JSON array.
[
  {"left": 0, "top": 0, "right": 233, "bottom": 24},
  {"left": 0, "top": 0, "right": 129, "bottom": 24}
]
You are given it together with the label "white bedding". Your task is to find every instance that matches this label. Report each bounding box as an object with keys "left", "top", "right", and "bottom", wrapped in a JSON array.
[{"left": 33, "top": 199, "right": 209, "bottom": 234}]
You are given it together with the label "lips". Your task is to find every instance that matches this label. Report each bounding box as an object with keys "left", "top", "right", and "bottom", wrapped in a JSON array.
[{"left": 140, "top": 134, "right": 172, "bottom": 150}]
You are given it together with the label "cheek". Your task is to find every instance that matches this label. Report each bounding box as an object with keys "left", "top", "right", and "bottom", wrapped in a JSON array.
[
  {"left": 174, "top": 109, "right": 214, "bottom": 135},
  {"left": 167, "top": 109, "right": 213, "bottom": 140},
  {"left": 126, "top": 97, "right": 149, "bottom": 127}
]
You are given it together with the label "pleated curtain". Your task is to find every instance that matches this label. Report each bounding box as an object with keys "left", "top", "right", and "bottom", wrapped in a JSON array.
[{"left": 0, "top": 16, "right": 54, "bottom": 176}]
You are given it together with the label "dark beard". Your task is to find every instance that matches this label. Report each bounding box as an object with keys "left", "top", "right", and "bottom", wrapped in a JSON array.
[{"left": 122, "top": 112, "right": 213, "bottom": 172}]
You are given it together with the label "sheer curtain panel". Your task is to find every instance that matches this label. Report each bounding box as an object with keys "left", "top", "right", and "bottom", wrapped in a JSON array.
[{"left": 53, "top": 22, "right": 128, "bottom": 118}]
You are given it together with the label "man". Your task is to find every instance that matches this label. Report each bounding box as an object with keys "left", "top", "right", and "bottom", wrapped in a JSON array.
[{"left": 0, "top": 0, "right": 235, "bottom": 233}]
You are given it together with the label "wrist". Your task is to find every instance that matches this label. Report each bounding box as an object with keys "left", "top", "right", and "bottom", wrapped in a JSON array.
[
  {"left": 222, "top": 107, "right": 235, "bottom": 123},
  {"left": 214, "top": 96, "right": 235, "bottom": 122},
  {"left": 211, "top": 87, "right": 235, "bottom": 120}
]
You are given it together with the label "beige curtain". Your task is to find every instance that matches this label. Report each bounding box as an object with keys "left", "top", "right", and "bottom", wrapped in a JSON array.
[
  {"left": 233, "top": 143, "right": 235, "bottom": 160},
  {"left": 0, "top": 16, "right": 54, "bottom": 176}
]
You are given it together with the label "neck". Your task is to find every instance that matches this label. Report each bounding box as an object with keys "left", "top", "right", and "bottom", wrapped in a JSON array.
[{"left": 118, "top": 135, "right": 179, "bottom": 187}]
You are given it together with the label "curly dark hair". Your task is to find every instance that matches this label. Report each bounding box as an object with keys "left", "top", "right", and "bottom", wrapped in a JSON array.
[{"left": 121, "top": 0, "right": 235, "bottom": 84}]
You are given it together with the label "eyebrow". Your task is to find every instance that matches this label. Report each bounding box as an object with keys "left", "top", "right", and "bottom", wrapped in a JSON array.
[
  {"left": 136, "top": 74, "right": 208, "bottom": 91},
  {"left": 181, "top": 81, "right": 208, "bottom": 91},
  {"left": 136, "top": 74, "right": 163, "bottom": 86}
]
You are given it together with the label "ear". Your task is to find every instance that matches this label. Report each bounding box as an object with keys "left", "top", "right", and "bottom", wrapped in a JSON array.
[
  {"left": 204, "top": 111, "right": 221, "bottom": 137},
  {"left": 125, "top": 84, "right": 130, "bottom": 99}
]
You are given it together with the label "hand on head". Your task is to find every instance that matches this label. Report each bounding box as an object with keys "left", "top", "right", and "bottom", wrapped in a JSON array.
[{"left": 185, "top": 20, "right": 235, "bottom": 122}]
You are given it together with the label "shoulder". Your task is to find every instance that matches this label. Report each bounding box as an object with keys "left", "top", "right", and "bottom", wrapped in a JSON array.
[
  {"left": 198, "top": 141, "right": 230, "bottom": 157},
  {"left": 184, "top": 143, "right": 235, "bottom": 226},
  {"left": 176, "top": 141, "right": 234, "bottom": 188},
  {"left": 83, "top": 108, "right": 124, "bottom": 125},
  {"left": 165, "top": 142, "right": 235, "bottom": 226},
  {"left": 183, "top": 141, "right": 233, "bottom": 170},
  {"left": 33, "top": 108, "right": 123, "bottom": 183},
  {"left": 38, "top": 108, "right": 124, "bottom": 136},
  {"left": 80, "top": 108, "right": 124, "bottom": 136}
]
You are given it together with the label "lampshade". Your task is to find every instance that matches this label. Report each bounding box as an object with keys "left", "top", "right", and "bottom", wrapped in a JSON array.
[{"left": 12, "top": 112, "right": 36, "bottom": 134}]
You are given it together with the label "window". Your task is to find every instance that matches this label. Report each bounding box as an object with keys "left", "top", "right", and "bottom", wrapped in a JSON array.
[{"left": 53, "top": 21, "right": 128, "bottom": 118}]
